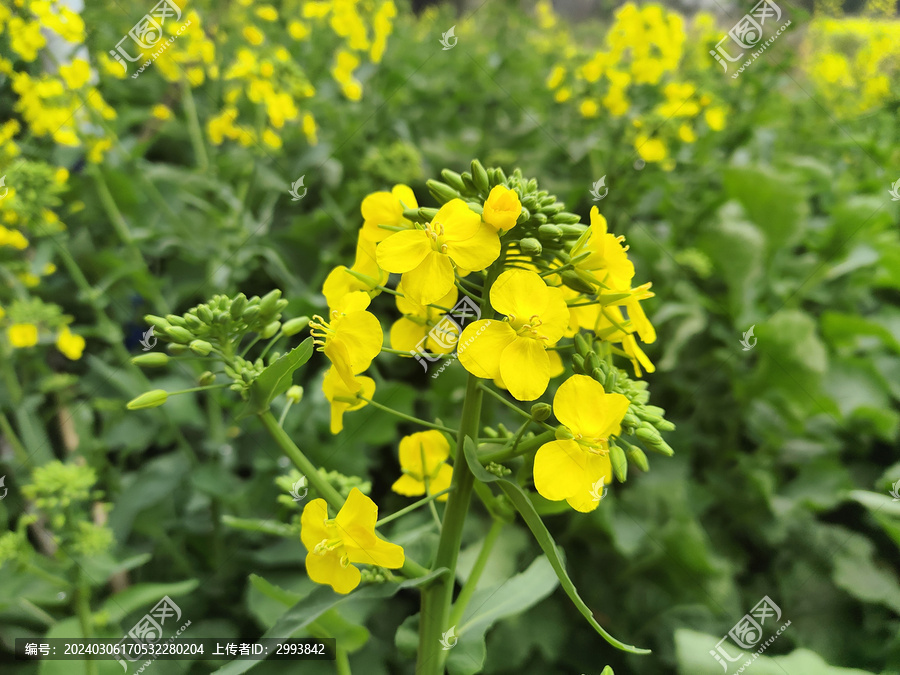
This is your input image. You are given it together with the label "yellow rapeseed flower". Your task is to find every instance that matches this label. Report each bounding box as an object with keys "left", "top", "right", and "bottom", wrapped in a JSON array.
[
  {"left": 322, "top": 367, "right": 374, "bottom": 434},
  {"left": 481, "top": 185, "right": 522, "bottom": 234},
  {"left": 8, "top": 323, "right": 39, "bottom": 348},
  {"left": 56, "top": 327, "right": 85, "bottom": 360},
  {"left": 391, "top": 430, "right": 453, "bottom": 502}
]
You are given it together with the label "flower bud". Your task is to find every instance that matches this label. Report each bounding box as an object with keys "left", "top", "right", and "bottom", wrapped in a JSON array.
[
  {"left": 417, "top": 207, "right": 440, "bottom": 221},
  {"left": 552, "top": 212, "right": 581, "bottom": 225},
  {"left": 167, "top": 343, "right": 188, "bottom": 355},
  {"left": 426, "top": 179, "right": 460, "bottom": 204},
  {"left": 538, "top": 224, "right": 563, "bottom": 239},
  {"left": 540, "top": 202, "right": 565, "bottom": 215},
  {"left": 198, "top": 371, "right": 217, "bottom": 386},
  {"left": 532, "top": 212, "right": 548, "bottom": 225},
  {"left": 624, "top": 443, "right": 649, "bottom": 472},
  {"left": 198, "top": 304, "right": 215, "bottom": 324},
  {"left": 286, "top": 385, "right": 303, "bottom": 403},
  {"left": 131, "top": 353, "right": 170, "bottom": 367},
  {"left": 492, "top": 166, "right": 507, "bottom": 185},
  {"left": 230, "top": 293, "right": 247, "bottom": 319},
  {"left": 127, "top": 389, "right": 169, "bottom": 410},
  {"left": 572, "top": 354, "right": 585, "bottom": 374},
  {"left": 261, "top": 321, "right": 281, "bottom": 339},
  {"left": 558, "top": 224, "right": 588, "bottom": 236},
  {"left": 471, "top": 159, "right": 490, "bottom": 194},
  {"left": 185, "top": 314, "right": 204, "bottom": 330},
  {"left": 242, "top": 305, "right": 261, "bottom": 323},
  {"left": 189, "top": 339, "right": 213, "bottom": 356},
  {"left": 518, "top": 238, "right": 542, "bottom": 255},
  {"left": 165, "top": 326, "right": 193, "bottom": 343},
  {"left": 574, "top": 333, "right": 591, "bottom": 358},
  {"left": 609, "top": 443, "right": 627, "bottom": 482},
  {"left": 440, "top": 169, "right": 467, "bottom": 193},
  {"left": 516, "top": 207, "right": 530, "bottom": 224},
  {"left": 166, "top": 314, "right": 188, "bottom": 328},
  {"left": 144, "top": 314, "right": 170, "bottom": 332},
  {"left": 258, "top": 289, "right": 282, "bottom": 317},
  {"left": 481, "top": 426, "right": 499, "bottom": 438},
  {"left": 585, "top": 352, "right": 600, "bottom": 374},
  {"left": 281, "top": 316, "right": 310, "bottom": 336},
  {"left": 635, "top": 424, "right": 661, "bottom": 444},
  {"left": 530, "top": 402, "right": 552, "bottom": 421},
  {"left": 592, "top": 367, "right": 605, "bottom": 383}
]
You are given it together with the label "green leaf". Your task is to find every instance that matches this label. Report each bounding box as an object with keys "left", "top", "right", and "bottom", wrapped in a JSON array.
[
  {"left": 462, "top": 438, "right": 650, "bottom": 655},
  {"left": 248, "top": 574, "right": 303, "bottom": 607},
  {"left": 222, "top": 516, "right": 296, "bottom": 538},
  {"left": 447, "top": 556, "right": 559, "bottom": 675},
  {"left": 211, "top": 569, "right": 448, "bottom": 675},
  {"left": 236, "top": 337, "right": 314, "bottom": 419},
  {"left": 99, "top": 579, "right": 199, "bottom": 624}
]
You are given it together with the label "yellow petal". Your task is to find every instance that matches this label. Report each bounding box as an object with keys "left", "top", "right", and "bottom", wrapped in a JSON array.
[
  {"left": 337, "top": 489, "right": 405, "bottom": 568},
  {"left": 332, "top": 310, "right": 383, "bottom": 373},
  {"left": 392, "top": 473, "right": 426, "bottom": 497},
  {"left": 300, "top": 499, "right": 331, "bottom": 551},
  {"left": 446, "top": 222, "right": 501, "bottom": 272},
  {"left": 539, "top": 286, "right": 570, "bottom": 344},
  {"left": 435, "top": 199, "right": 481, "bottom": 242},
  {"left": 391, "top": 184, "right": 417, "bottom": 210},
  {"left": 305, "top": 550, "right": 361, "bottom": 594},
  {"left": 500, "top": 336, "right": 550, "bottom": 401},
  {"left": 490, "top": 269, "right": 549, "bottom": 322},
  {"left": 547, "top": 349, "right": 565, "bottom": 378},
  {"left": 533, "top": 440, "right": 612, "bottom": 512},
  {"left": 323, "top": 369, "right": 373, "bottom": 434},
  {"left": 324, "top": 340, "right": 360, "bottom": 391},
  {"left": 361, "top": 191, "right": 404, "bottom": 242},
  {"left": 376, "top": 229, "right": 432, "bottom": 273},
  {"left": 430, "top": 463, "right": 453, "bottom": 501},
  {"left": 398, "top": 430, "right": 450, "bottom": 476},
  {"left": 401, "top": 252, "right": 455, "bottom": 306},
  {"left": 390, "top": 317, "right": 429, "bottom": 353},
  {"left": 457, "top": 319, "right": 515, "bottom": 380},
  {"left": 553, "top": 375, "right": 630, "bottom": 438},
  {"left": 482, "top": 185, "right": 522, "bottom": 232}
]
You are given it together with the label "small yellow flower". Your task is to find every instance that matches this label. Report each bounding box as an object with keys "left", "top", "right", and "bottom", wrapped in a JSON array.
[
  {"left": 289, "top": 21, "right": 311, "bottom": 40},
  {"left": 322, "top": 367, "right": 374, "bottom": 434},
  {"left": 705, "top": 107, "right": 726, "bottom": 131},
  {"left": 579, "top": 99, "right": 600, "bottom": 118},
  {"left": 309, "top": 293, "right": 383, "bottom": 391},
  {"left": 322, "top": 234, "right": 387, "bottom": 309},
  {"left": 678, "top": 123, "right": 696, "bottom": 143},
  {"left": 301, "top": 488, "right": 404, "bottom": 594},
  {"left": 392, "top": 430, "right": 453, "bottom": 501},
  {"left": 458, "top": 269, "right": 568, "bottom": 401},
  {"left": 262, "top": 128, "right": 282, "bottom": 149},
  {"left": 151, "top": 104, "right": 172, "bottom": 121},
  {"left": 255, "top": 5, "right": 279, "bottom": 21},
  {"left": 54, "top": 167, "right": 69, "bottom": 185},
  {"left": 56, "top": 327, "right": 85, "bottom": 360},
  {"left": 360, "top": 185, "right": 417, "bottom": 242},
  {"left": 481, "top": 185, "right": 522, "bottom": 234},
  {"left": 635, "top": 135, "right": 666, "bottom": 162},
  {"left": 554, "top": 87, "right": 572, "bottom": 103},
  {"left": 389, "top": 284, "right": 458, "bottom": 355},
  {"left": 8, "top": 323, "right": 39, "bottom": 348},
  {"left": 569, "top": 207, "right": 635, "bottom": 291},
  {"left": 533, "top": 375, "right": 630, "bottom": 512},
  {"left": 377, "top": 199, "right": 500, "bottom": 306},
  {"left": 59, "top": 59, "right": 91, "bottom": 89},
  {"left": 243, "top": 26, "right": 264, "bottom": 46}
]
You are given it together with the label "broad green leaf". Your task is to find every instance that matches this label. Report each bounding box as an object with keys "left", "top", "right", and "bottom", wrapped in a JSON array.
[
  {"left": 831, "top": 531, "right": 900, "bottom": 613},
  {"left": 462, "top": 438, "right": 650, "bottom": 655},
  {"left": 211, "top": 568, "right": 448, "bottom": 674},
  {"left": 236, "top": 337, "right": 314, "bottom": 419}
]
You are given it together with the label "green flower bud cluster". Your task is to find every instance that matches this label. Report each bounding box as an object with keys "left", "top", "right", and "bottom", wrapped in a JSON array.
[
  {"left": 359, "top": 567, "right": 393, "bottom": 584},
  {"left": 275, "top": 469, "right": 372, "bottom": 509},
  {"left": 485, "top": 462, "right": 513, "bottom": 477},
  {"left": 224, "top": 355, "right": 268, "bottom": 399},
  {"left": 572, "top": 334, "right": 675, "bottom": 478},
  {"left": 481, "top": 423, "right": 537, "bottom": 444},
  {"left": 422, "top": 160, "right": 587, "bottom": 259}
]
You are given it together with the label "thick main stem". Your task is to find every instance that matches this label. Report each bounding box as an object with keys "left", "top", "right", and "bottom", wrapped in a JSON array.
[{"left": 416, "top": 373, "right": 483, "bottom": 675}]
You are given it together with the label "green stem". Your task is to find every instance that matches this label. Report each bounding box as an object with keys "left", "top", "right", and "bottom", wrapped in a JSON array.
[
  {"left": 181, "top": 77, "right": 210, "bottom": 171},
  {"left": 335, "top": 647, "right": 351, "bottom": 675},
  {"left": 75, "top": 569, "right": 97, "bottom": 675},
  {"left": 354, "top": 397, "right": 458, "bottom": 435},
  {"left": 478, "top": 430, "right": 555, "bottom": 463},
  {"left": 448, "top": 519, "right": 503, "bottom": 628},
  {"left": 0, "top": 411, "right": 28, "bottom": 465},
  {"left": 478, "top": 384, "right": 532, "bottom": 420},
  {"left": 375, "top": 488, "right": 453, "bottom": 528}
]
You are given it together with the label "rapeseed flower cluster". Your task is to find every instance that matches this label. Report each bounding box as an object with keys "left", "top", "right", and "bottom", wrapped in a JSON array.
[{"left": 542, "top": 3, "right": 728, "bottom": 168}]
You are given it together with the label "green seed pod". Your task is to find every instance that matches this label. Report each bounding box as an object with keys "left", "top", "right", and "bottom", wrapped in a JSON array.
[
  {"left": 538, "top": 224, "right": 563, "bottom": 239},
  {"left": 482, "top": 427, "right": 499, "bottom": 439},
  {"left": 261, "top": 321, "right": 281, "bottom": 339},
  {"left": 198, "top": 371, "right": 217, "bottom": 386},
  {"left": 441, "top": 169, "right": 467, "bottom": 193},
  {"left": 259, "top": 289, "right": 282, "bottom": 317},
  {"left": 471, "top": 160, "right": 490, "bottom": 194},
  {"left": 144, "top": 314, "right": 170, "bottom": 332},
  {"left": 610, "top": 443, "right": 627, "bottom": 482},
  {"left": 189, "top": 339, "right": 213, "bottom": 356},
  {"left": 230, "top": 293, "right": 248, "bottom": 319},
  {"left": 531, "top": 402, "right": 552, "bottom": 421},
  {"left": 282, "top": 316, "right": 310, "bottom": 336},
  {"left": 165, "top": 326, "right": 193, "bottom": 343},
  {"left": 286, "top": 385, "right": 304, "bottom": 403},
  {"left": 518, "top": 237, "right": 542, "bottom": 254},
  {"left": 426, "top": 179, "right": 460, "bottom": 204},
  {"left": 126, "top": 389, "right": 169, "bottom": 410},
  {"left": 131, "top": 353, "right": 170, "bottom": 367},
  {"left": 552, "top": 212, "right": 582, "bottom": 225}
]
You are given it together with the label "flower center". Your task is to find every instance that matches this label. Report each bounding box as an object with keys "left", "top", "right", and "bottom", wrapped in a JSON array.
[
  {"left": 573, "top": 433, "right": 610, "bottom": 455},
  {"left": 312, "top": 520, "right": 352, "bottom": 567},
  {"left": 507, "top": 313, "right": 549, "bottom": 341},
  {"left": 309, "top": 311, "right": 340, "bottom": 347},
  {"left": 425, "top": 221, "right": 449, "bottom": 254}
]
